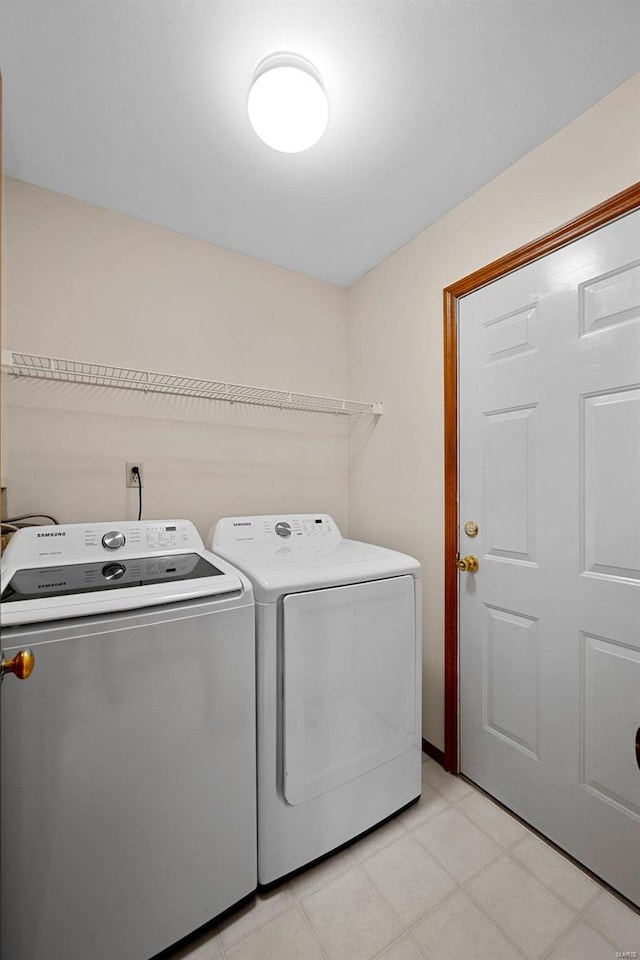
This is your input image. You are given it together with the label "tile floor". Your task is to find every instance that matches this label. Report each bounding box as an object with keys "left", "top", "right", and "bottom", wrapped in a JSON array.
[{"left": 169, "top": 755, "right": 640, "bottom": 960}]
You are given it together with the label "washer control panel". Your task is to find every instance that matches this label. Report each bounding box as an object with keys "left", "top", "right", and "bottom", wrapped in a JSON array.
[{"left": 4, "top": 520, "right": 203, "bottom": 566}]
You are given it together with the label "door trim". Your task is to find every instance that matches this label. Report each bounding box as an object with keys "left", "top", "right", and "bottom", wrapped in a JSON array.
[{"left": 443, "top": 181, "right": 640, "bottom": 774}]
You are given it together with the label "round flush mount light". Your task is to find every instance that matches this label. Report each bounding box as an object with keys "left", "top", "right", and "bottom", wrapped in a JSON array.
[{"left": 247, "top": 53, "right": 329, "bottom": 153}]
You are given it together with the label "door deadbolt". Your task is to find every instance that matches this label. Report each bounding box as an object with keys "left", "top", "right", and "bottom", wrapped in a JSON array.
[{"left": 464, "top": 521, "right": 479, "bottom": 538}]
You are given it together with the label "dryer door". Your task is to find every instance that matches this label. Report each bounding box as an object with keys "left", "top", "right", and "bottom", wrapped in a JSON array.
[{"left": 282, "top": 575, "right": 416, "bottom": 805}]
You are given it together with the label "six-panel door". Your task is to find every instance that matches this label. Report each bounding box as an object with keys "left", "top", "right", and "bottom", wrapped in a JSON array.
[{"left": 459, "top": 209, "right": 640, "bottom": 905}]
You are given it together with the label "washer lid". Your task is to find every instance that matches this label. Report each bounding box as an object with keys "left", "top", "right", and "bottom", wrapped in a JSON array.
[{"left": 1, "top": 521, "right": 248, "bottom": 625}]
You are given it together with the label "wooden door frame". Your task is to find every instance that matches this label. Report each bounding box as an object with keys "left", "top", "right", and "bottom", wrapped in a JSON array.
[{"left": 443, "top": 181, "right": 640, "bottom": 774}]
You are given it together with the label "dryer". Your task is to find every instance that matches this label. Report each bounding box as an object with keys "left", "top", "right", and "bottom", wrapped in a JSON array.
[
  {"left": 210, "top": 513, "right": 421, "bottom": 885},
  {"left": 1, "top": 520, "right": 256, "bottom": 960}
]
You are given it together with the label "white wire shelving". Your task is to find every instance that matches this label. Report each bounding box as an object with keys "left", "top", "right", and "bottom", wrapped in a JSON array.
[{"left": 1, "top": 351, "right": 384, "bottom": 417}]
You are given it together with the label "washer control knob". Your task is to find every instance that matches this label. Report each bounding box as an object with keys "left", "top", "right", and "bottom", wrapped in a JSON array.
[
  {"left": 102, "top": 563, "right": 126, "bottom": 581},
  {"left": 102, "top": 530, "right": 126, "bottom": 550},
  {"left": 275, "top": 521, "right": 292, "bottom": 538}
]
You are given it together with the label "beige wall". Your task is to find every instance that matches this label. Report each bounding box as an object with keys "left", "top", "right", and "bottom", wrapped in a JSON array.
[
  {"left": 4, "top": 179, "right": 348, "bottom": 538},
  {"left": 4, "top": 73, "right": 639, "bottom": 751},
  {"left": 347, "top": 72, "right": 640, "bottom": 751}
]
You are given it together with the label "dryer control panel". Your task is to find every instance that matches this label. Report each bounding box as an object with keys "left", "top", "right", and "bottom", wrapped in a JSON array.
[{"left": 214, "top": 514, "right": 342, "bottom": 550}]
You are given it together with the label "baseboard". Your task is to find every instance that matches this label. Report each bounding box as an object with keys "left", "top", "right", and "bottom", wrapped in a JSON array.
[{"left": 422, "top": 737, "right": 445, "bottom": 767}]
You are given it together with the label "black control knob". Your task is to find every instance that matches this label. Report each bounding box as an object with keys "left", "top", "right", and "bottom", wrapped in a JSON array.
[
  {"left": 102, "top": 563, "right": 126, "bottom": 582},
  {"left": 102, "top": 530, "right": 126, "bottom": 550},
  {"left": 275, "top": 521, "right": 292, "bottom": 538}
]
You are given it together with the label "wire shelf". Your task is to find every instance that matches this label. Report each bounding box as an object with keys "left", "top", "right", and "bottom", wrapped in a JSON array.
[{"left": 1, "top": 351, "right": 383, "bottom": 417}]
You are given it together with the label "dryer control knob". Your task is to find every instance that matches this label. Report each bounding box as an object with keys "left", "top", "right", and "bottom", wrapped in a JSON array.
[
  {"left": 102, "top": 530, "right": 126, "bottom": 550},
  {"left": 275, "top": 521, "right": 292, "bottom": 538}
]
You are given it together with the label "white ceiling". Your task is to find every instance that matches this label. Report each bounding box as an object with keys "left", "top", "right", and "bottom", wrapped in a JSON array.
[{"left": 1, "top": 0, "right": 639, "bottom": 286}]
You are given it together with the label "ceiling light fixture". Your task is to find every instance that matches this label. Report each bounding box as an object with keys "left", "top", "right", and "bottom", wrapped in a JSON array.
[{"left": 247, "top": 53, "right": 329, "bottom": 154}]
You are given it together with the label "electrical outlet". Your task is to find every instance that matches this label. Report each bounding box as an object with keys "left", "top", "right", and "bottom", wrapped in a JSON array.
[{"left": 126, "top": 462, "right": 144, "bottom": 488}]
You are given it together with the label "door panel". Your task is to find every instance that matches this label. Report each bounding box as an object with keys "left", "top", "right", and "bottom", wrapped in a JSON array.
[
  {"left": 282, "top": 576, "right": 415, "bottom": 805},
  {"left": 581, "top": 633, "right": 640, "bottom": 819},
  {"left": 484, "top": 605, "right": 540, "bottom": 758},
  {"left": 459, "top": 208, "right": 640, "bottom": 905},
  {"left": 579, "top": 259, "right": 640, "bottom": 335},
  {"left": 582, "top": 387, "right": 640, "bottom": 580},
  {"left": 485, "top": 405, "right": 537, "bottom": 562}
]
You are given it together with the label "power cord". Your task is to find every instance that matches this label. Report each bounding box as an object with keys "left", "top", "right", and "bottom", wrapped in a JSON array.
[
  {"left": 3, "top": 513, "right": 59, "bottom": 524},
  {"left": 132, "top": 466, "right": 143, "bottom": 521}
]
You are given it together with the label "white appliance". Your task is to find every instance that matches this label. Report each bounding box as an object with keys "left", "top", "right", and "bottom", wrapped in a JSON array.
[
  {"left": 1, "top": 520, "right": 256, "bottom": 960},
  {"left": 210, "top": 513, "right": 422, "bottom": 884}
]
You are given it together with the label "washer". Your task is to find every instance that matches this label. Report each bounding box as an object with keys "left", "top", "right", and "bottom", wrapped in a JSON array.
[
  {"left": 1, "top": 520, "right": 256, "bottom": 960},
  {"left": 210, "top": 513, "right": 421, "bottom": 885}
]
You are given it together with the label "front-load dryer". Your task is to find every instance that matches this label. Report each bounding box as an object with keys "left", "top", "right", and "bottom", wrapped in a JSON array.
[{"left": 210, "top": 513, "right": 421, "bottom": 885}]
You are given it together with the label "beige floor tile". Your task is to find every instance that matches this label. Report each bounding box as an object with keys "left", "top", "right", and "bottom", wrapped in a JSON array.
[
  {"left": 510, "top": 834, "right": 599, "bottom": 911},
  {"left": 302, "top": 866, "right": 403, "bottom": 960},
  {"left": 583, "top": 890, "right": 640, "bottom": 952},
  {"left": 290, "top": 845, "right": 357, "bottom": 900},
  {"left": 375, "top": 933, "right": 425, "bottom": 960},
  {"left": 398, "top": 784, "right": 450, "bottom": 831},
  {"left": 455, "top": 790, "right": 528, "bottom": 848},
  {"left": 225, "top": 905, "right": 324, "bottom": 960},
  {"left": 421, "top": 763, "right": 473, "bottom": 803},
  {"left": 466, "top": 855, "right": 576, "bottom": 959},
  {"left": 412, "top": 890, "right": 524, "bottom": 960},
  {"left": 217, "top": 884, "right": 295, "bottom": 950},
  {"left": 168, "top": 928, "right": 222, "bottom": 959},
  {"left": 545, "top": 920, "right": 619, "bottom": 960},
  {"left": 362, "top": 833, "right": 457, "bottom": 926},
  {"left": 351, "top": 816, "right": 407, "bottom": 863},
  {"left": 413, "top": 807, "right": 501, "bottom": 883}
]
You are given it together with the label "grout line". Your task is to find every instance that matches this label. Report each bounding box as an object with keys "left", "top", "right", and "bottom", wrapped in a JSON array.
[
  {"left": 537, "top": 901, "right": 628, "bottom": 960},
  {"left": 420, "top": 769, "right": 475, "bottom": 805},
  {"left": 459, "top": 774, "right": 638, "bottom": 912},
  {"left": 454, "top": 782, "right": 631, "bottom": 921},
  {"left": 359, "top": 857, "right": 414, "bottom": 932},
  {"left": 195, "top": 780, "right": 635, "bottom": 960},
  {"left": 370, "top": 928, "right": 429, "bottom": 960},
  {"left": 506, "top": 841, "right": 604, "bottom": 916},
  {"left": 404, "top": 885, "right": 525, "bottom": 960},
  {"left": 349, "top": 820, "right": 408, "bottom": 868},
  {"left": 219, "top": 901, "right": 302, "bottom": 957},
  {"left": 215, "top": 883, "right": 296, "bottom": 950},
  {"left": 408, "top": 812, "right": 505, "bottom": 886},
  {"left": 295, "top": 897, "right": 329, "bottom": 960},
  {"left": 453, "top": 852, "right": 530, "bottom": 954},
  {"left": 459, "top": 851, "right": 578, "bottom": 958},
  {"left": 579, "top": 904, "right": 631, "bottom": 955},
  {"left": 539, "top": 912, "right": 585, "bottom": 959},
  {"left": 448, "top": 794, "right": 530, "bottom": 853},
  {"left": 291, "top": 856, "right": 360, "bottom": 905}
]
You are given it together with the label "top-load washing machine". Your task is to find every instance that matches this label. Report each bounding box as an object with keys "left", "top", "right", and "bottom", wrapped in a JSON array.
[
  {"left": 210, "top": 513, "right": 421, "bottom": 884},
  {"left": 1, "top": 520, "right": 256, "bottom": 960}
]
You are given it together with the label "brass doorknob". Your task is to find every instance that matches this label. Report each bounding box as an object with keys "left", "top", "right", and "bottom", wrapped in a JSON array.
[
  {"left": 1, "top": 648, "right": 36, "bottom": 680},
  {"left": 456, "top": 555, "right": 479, "bottom": 573}
]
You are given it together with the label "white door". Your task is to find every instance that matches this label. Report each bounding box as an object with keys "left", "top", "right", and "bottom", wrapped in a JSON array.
[{"left": 459, "top": 209, "right": 640, "bottom": 905}]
